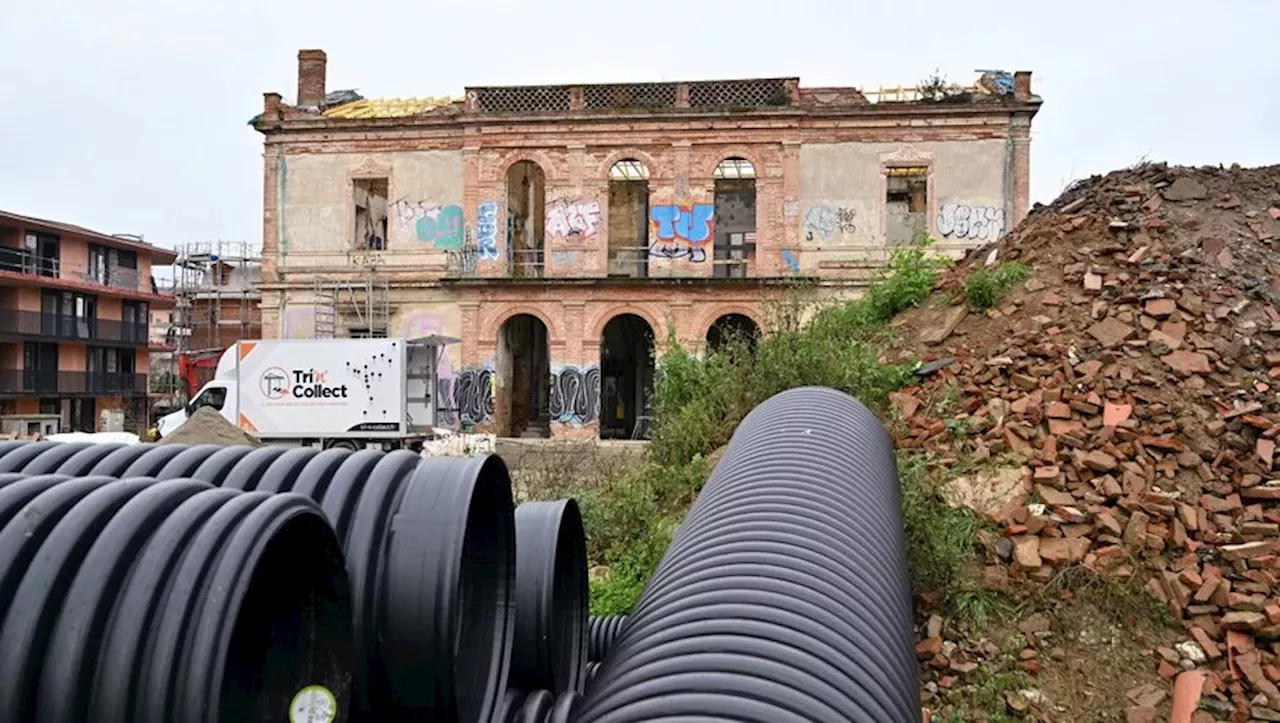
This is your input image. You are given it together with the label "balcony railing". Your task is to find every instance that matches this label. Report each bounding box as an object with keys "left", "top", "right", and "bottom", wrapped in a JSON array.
[
  {"left": 510, "top": 248, "right": 545, "bottom": 278},
  {"left": 0, "top": 247, "right": 59, "bottom": 278},
  {"left": 0, "top": 310, "right": 150, "bottom": 345},
  {"left": 0, "top": 370, "right": 147, "bottom": 396}
]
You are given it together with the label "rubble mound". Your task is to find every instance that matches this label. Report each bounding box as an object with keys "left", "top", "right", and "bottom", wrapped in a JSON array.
[
  {"left": 892, "top": 162, "right": 1280, "bottom": 714},
  {"left": 159, "top": 406, "right": 260, "bottom": 446}
]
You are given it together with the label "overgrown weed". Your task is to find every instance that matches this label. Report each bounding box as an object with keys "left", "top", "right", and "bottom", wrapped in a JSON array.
[
  {"left": 562, "top": 239, "right": 983, "bottom": 616},
  {"left": 964, "top": 261, "right": 1030, "bottom": 309}
]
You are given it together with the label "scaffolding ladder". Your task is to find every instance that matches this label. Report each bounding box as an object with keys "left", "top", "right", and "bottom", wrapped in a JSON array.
[{"left": 313, "top": 276, "right": 389, "bottom": 339}]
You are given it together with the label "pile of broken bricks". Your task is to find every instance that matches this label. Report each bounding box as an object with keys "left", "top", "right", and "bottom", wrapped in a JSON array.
[{"left": 891, "top": 163, "right": 1280, "bottom": 718}]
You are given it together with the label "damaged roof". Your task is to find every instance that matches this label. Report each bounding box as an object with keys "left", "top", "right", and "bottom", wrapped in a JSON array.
[{"left": 322, "top": 96, "right": 460, "bottom": 119}]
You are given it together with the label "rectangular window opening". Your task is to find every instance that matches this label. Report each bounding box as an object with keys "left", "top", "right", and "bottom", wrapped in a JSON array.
[
  {"left": 353, "top": 178, "right": 389, "bottom": 251},
  {"left": 885, "top": 166, "right": 929, "bottom": 245}
]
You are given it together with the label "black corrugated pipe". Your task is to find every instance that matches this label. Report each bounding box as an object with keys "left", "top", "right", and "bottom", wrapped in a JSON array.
[
  {"left": 381, "top": 454, "right": 516, "bottom": 722},
  {"left": 0, "top": 443, "right": 520, "bottom": 722},
  {"left": 573, "top": 386, "right": 920, "bottom": 723},
  {"left": 498, "top": 689, "right": 582, "bottom": 723},
  {"left": 511, "top": 499, "right": 587, "bottom": 695},
  {"left": 586, "top": 615, "right": 629, "bottom": 663},
  {"left": 0, "top": 474, "right": 354, "bottom": 723}
]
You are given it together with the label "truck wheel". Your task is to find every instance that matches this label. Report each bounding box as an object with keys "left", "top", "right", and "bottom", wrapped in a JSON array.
[{"left": 325, "top": 440, "right": 361, "bottom": 452}]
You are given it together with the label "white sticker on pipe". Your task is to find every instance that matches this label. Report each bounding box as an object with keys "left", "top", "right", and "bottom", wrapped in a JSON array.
[{"left": 289, "top": 685, "right": 337, "bottom": 723}]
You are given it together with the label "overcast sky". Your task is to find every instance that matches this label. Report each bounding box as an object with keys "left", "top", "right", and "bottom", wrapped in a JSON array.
[{"left": 2, "top": 0, "right": 1276, "bottom": 249}]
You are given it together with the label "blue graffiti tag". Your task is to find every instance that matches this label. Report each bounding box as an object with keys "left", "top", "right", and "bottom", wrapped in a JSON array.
[
  {"left": 781, "top": 249, "right": 800, "bottom": 274},
  {"left": 650, "top": 204, "right": 714, "bottom": 243},
  {"left": 476, "top": 201, "right": 499, "bottom": 261}
]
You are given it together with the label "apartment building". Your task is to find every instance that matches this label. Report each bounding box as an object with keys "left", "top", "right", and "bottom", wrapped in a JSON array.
[
  {"left": 0, "top": 210, "right": 176, "bottom": 433},
  {"left": 253, "top": 50, "right": 1041, "bottom": 440}
]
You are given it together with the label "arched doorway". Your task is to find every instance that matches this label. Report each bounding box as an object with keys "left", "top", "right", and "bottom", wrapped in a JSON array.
[
  {"left": 599, "top": 314, "right": 655, "bottom": 440},
  {"left": 607, "top": 159, "right": 650, "bottom": 278},
  {"left": 706, "top": 313, "right": 761, "bottom": 355},
  {"left": 498, "top": 314, "right": 550, "bottom": 438},
  {"left": 713, "top": 157, "right": 757, "bottom": 278},
  {"left": 506, "top": 161, "right": 546, "bottom": 278}
]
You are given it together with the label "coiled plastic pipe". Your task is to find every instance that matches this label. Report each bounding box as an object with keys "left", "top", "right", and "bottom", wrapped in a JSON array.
[
  {"left": 574, "top": 386, "right": 920, "bottom": 723},
  {"left": 0, "top": 443, "right": 518, "bottom": 723},
  {"left": 0, "top": 474, "right": 355, "bottom": 723},
  {"left": 497, "top": 688, "right": 582, "bottom": 723},
  {"left": 586, "top": 615, "right": 629, "bottom": 663},
  {"left": 512, "top": 499, "right": 588, "bottom": 696}
]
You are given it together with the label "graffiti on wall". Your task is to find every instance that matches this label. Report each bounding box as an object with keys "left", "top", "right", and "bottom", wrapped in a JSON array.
[
  {"left": 545, "top": 199, "right": 601, "bottom": 242},
  {"left": 446, "top": 227, "right": 479, "bottom": 277},
  {"left": 649, "top": 203, "right": 714, "bottom": 262},
  {"left": 476, "top": 201, "right": 500, "bottom": 261},
  {"left": 803, "top": 204, "right": 857, "bottom": 242},
  {"left": 937, "top": 203, "right": 1006, "bottom": 243},
  {"left": 393, "top": 200, "right": 465, "bottom": 249},
  {"left": 548, "top": 364, "right": 601, "bottom": 427},
  {"left": 453, "top": 365, "right": 495, "bottom": 427},
  {"left": 781, "top": 249, "right": 800, "bottom": 274}
]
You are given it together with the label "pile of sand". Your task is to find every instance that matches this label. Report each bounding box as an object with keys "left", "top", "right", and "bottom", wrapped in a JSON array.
[{"left": 159, "top": 406, "right": 260, "bottom": 446}]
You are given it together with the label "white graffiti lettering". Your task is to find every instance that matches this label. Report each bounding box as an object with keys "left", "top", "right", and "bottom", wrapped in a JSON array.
[
  {"left": 476, "top": 201, "right": 500, "bottom": 261},
  {"left": 545, "top": 199, "right": 601, "bottom": 241},
  {"left": 937, "top": 203, "right": 1005, "bottom": 243},
  {"left": 803, "top": 204, "right": 857, "bottom": 242}
]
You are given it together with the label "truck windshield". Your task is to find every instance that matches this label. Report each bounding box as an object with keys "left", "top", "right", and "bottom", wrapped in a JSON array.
[{"left": 190, "top": 386, "right": 227, "bottom": 413}]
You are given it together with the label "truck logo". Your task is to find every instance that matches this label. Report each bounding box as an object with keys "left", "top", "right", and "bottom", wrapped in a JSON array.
[
  {"left": 261, "top": 367, "right": 290, "bottom": 400},
  {"left": 260, "top": 367, "right": 351, "bottom": 402}
]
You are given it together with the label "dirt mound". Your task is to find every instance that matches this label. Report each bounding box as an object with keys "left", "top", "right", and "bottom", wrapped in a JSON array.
[
  {"left": 892, "top": 163, "right": 1280, "bottom": 715},
  {"left": 159, "top": 406, "right": 260, "bottom": 446}
]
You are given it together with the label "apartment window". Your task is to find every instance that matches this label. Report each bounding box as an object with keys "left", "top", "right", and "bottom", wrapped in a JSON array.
[
  {"left": 23, "top": 342, "right": 57, "bottom": 394},
  {"left": 353, "top": 178, "right": 389, "bottom": 250},
  {"left": 885, "top": 166, "right": 929, "bottom": 245},
  {"left": 70, "top": 399, "right": 94, "bottom": 432},
  {"left": 123, "top": 300, "right": 148, "bottom": 343},
  {"left": 42, "top": 290, "right": 96, "bottom": 340},
  {"left": 88, "top": 244, "right": 109, "bottom": 284},
  {"left": 27, "top": 232, "right": 59, "bottom": 277}
]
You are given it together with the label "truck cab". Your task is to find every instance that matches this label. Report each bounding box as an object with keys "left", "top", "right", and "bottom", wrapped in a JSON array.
[{"left": 156, "top": 347, "right": 238, "bottom": 437}]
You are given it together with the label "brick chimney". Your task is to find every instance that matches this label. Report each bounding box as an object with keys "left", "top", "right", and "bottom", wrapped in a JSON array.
[
  {"left": 297, "top": 49, "right": 327, "bottom": 108},
  {"left": 1013, "top": 71, "right": 1033, "bottom": 101},
  {"left": 262, "top": 92, "right": 282, "bottom": 121}
]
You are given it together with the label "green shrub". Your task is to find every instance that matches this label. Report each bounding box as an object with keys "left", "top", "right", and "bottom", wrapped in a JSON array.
[
  {"left": 647, "top": 242, "right": 948, "bottom": 468},
  {"left": 964, "top": 261, "right": 1029, "bottom": 309},
  {"left": 580, "top": 239, "right": 976, "bottom": 614}
]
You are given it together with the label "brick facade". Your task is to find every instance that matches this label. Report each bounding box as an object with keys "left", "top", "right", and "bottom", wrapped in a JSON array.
[{"left": 254, "top": 51, "right": 1041, "bottom": 440}]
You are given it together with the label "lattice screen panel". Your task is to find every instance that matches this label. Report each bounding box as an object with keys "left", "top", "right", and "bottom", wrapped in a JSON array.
[
  {"left": 583, "top": 83, "right": 677, "bottom": 110},
  {"left": 474, "top": 86, "right": 572, "bottom": 113},
  {"left": 689, "top": 80, "right": 789, "bottom": 108}
]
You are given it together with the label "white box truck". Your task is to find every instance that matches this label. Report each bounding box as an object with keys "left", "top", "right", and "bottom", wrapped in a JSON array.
[{"left": 156, "top": 336, "right": 459, "bottom": 450}]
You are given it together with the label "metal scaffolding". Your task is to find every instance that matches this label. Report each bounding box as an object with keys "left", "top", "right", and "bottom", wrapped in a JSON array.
[
  {"left": 312, "top": 275, "right": 389, "bottom": 339},
  {"left": 170, "top": 240, "right": 263, "bottom": 354}
]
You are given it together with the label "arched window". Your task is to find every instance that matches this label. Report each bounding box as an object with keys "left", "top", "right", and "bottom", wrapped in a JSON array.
[
  {"left": 607, "top": 159, "right": 650, "bottom": 279},
  {"left": 713, "top": 158, "right": 757, "bottom": 278},
  {"left": 506, "top": 161, "right": 546, "bottom": 277}
]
